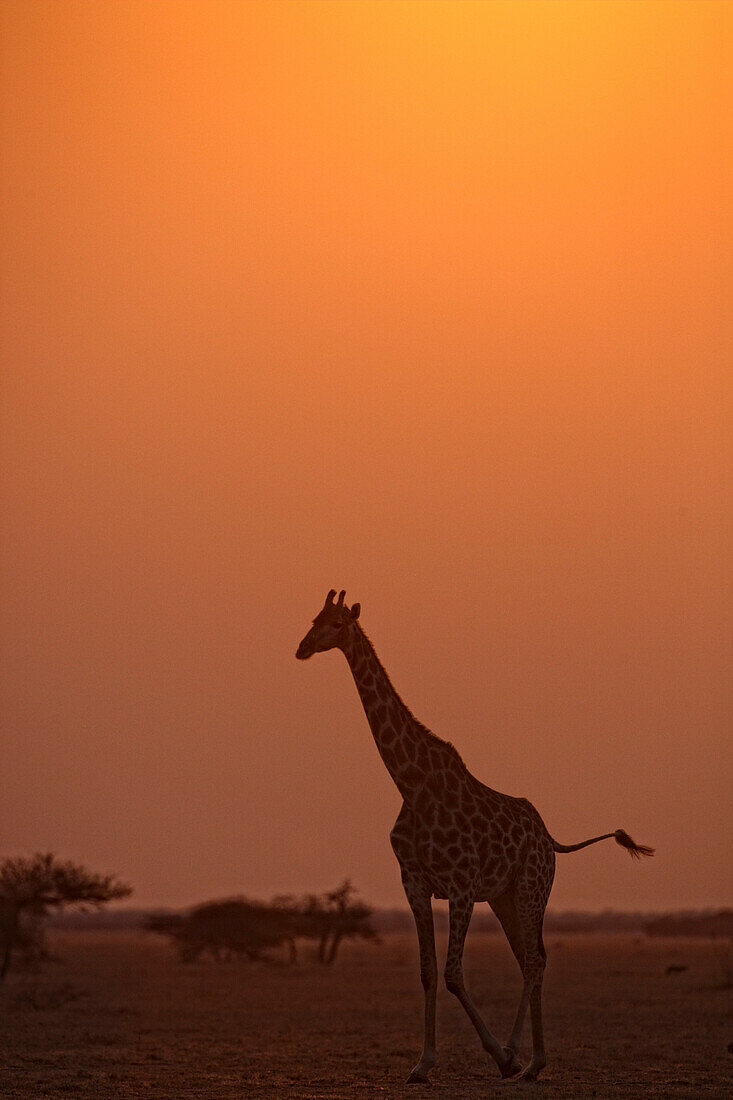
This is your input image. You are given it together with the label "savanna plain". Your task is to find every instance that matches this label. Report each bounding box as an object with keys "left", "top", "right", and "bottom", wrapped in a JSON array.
[{"left": 1, "top": 930, "right": 730, "bottom": 1099}]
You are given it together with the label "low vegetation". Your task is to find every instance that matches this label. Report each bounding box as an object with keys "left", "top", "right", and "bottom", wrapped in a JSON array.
[
  {"left": 147, "top": 880, "right": 378, "bottom": 965},
  {"left": 0, "top": 852, "right": 131, "bottom": 981}
]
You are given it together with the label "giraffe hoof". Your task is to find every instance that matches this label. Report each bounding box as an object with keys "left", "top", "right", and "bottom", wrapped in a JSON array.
[
  {"left": 499, "top": 1048, "right": 524, "bottom": 1079},
  {"left": 516, "top": 1060, "right": 545, "bottom": 1082},
  {"left": 406, "top": 1069, "right": 432, "bottom": 1085}
]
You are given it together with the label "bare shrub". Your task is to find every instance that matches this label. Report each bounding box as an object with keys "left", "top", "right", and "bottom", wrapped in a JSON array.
[{"left": 0, "top": 852, "right": 131, "bottom": 981}]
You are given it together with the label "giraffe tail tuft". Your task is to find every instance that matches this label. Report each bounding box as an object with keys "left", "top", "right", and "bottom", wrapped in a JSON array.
[
  {"left": 552, "top": 829, "right": 654, "bottom": 856},
  {"left": 613, "top": 829, "right": 655, "bottom": 859}
]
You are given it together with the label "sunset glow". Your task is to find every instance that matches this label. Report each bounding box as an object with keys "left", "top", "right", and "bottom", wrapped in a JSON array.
[{"left": 1, "top": 1, "right": 731, "bottom": 911}]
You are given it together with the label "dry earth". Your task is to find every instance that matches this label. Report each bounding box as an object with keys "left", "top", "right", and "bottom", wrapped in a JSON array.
[{"left": 1, "top": 930, "right": 731, "bottom": 1099}]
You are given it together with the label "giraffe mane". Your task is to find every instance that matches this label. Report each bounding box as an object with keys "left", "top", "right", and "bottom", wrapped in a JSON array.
[{"left": 355, "top": 623, "right": 466, "bottom": 768}]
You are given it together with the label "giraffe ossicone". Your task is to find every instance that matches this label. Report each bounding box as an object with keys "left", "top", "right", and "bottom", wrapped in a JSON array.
[{"left": 296, "top": 590, "right": 654, "bottom": 1083}]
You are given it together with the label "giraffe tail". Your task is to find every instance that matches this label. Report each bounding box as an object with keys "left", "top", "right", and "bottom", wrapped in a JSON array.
[{"left": 552, "top": 829, "right": 654, "bottom": 859}]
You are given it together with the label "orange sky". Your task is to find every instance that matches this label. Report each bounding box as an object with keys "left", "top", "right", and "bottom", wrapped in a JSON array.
[{"left": 1, "top": 0, "right": 731, "bottom": 911}]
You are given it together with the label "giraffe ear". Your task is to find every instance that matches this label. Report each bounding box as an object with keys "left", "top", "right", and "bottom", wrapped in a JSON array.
[{"left": 350, "top": 603, "right": 360, "bottom": 619}]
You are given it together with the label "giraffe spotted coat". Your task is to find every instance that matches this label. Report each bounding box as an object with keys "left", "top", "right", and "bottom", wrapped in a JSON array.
[{"left": 296, "top": 590, "right": 653, "bottom": 1083}]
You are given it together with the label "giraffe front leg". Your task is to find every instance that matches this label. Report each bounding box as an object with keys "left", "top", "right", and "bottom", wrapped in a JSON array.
[{"left": 402, "top": 877, "right": 438, "bottom": 1084}]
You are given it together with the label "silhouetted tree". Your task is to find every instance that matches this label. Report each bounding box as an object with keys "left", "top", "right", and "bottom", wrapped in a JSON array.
[
  {"left": 273, "top": 880, "right": 378, "bottom": 964},
  {"left": 269, "top": 892, "right": 326, "bottom": 960},
  {"left": 147, "top": 882, "right": 378, "bottom": 967},
  {"left": 318, "top": 880, "right": 379, "bottom": 964},
  {"left": 147, "top": 898, "right": 297, "bottom": 963},
  {"left": 0, "top": 852, "right": 131, "bottom": 981}
]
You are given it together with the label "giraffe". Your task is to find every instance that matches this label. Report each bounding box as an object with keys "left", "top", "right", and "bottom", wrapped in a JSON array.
[{"left": 296, "top": 590, "right": 654, "bottom": 1083}]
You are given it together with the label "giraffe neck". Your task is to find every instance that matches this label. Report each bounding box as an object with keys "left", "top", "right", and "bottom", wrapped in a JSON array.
[{"left": 340, "top": 624, "right": 452, "bottom": 798}]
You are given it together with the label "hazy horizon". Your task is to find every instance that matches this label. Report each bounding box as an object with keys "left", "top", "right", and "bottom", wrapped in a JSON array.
[{"left": 2, "top": 1, "right": 731, "bottom": 914}]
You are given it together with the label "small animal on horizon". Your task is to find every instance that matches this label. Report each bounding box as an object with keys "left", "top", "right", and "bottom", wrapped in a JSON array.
[{"left": 296, "top": 590, "right": 654, "bottom": 1083}]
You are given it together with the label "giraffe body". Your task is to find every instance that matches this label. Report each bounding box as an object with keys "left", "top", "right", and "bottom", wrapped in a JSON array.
[
  {"left": 390, "top": 778, "right": 554, "bottom": 905},
  {"left": 296, "top": 590, "right": 653, "bottom": 1083}
]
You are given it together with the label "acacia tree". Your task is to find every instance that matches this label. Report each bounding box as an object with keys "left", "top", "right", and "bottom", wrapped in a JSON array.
[
  {"left": 274, "top": 880, "right": 379, "bottom": 964},
  {"left": 317, "top": 880, "right": 379, "bottom": 964},
  {"left": 0, "top": 852, "right": 131, "bottom": 981},
  {"left": 149, "top": 882, "right": 379, "bottom": 967},
  {"left": 147, "top": 898, "right": 298, "bottom": 963}
]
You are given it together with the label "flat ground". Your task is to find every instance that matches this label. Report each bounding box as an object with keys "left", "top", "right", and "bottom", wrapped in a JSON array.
[{"left": 1, "top": 931, "right": 730, "bottom": 1098}]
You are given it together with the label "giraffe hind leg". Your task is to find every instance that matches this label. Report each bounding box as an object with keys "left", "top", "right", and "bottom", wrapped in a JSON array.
[
  {"left": 489, "top": 890, "right": 529, "bottom": 1066},
  {"left": 513, "top": 878, "right": 550, "bottom": 1080},
  {"left": 444, "top": 896, "right": 521, "bottom": 1078}
]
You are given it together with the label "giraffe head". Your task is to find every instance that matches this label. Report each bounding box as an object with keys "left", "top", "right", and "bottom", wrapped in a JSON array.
[{"left": 296, "top": 589, "right": 361, "bottom": 660}]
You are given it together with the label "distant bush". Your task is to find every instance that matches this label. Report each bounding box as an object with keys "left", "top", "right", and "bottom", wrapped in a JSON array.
[
  {"left": 147, "top": 880, "right": 378, "bottom": 966},
  {"left": 273, "top": 880, "right": 379, "bottom": 964},
  {"left": 644, "top": 910, "right": 733, "bottom": 938},
  {"left": 0, "top": 852, "right": 131, "bottom": 981},
  {"left": 645, "top": 910, "right": 733, "bottom": 990},
  {"left": 147, "top": 898, "right": 298, "bottom": 963}
]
